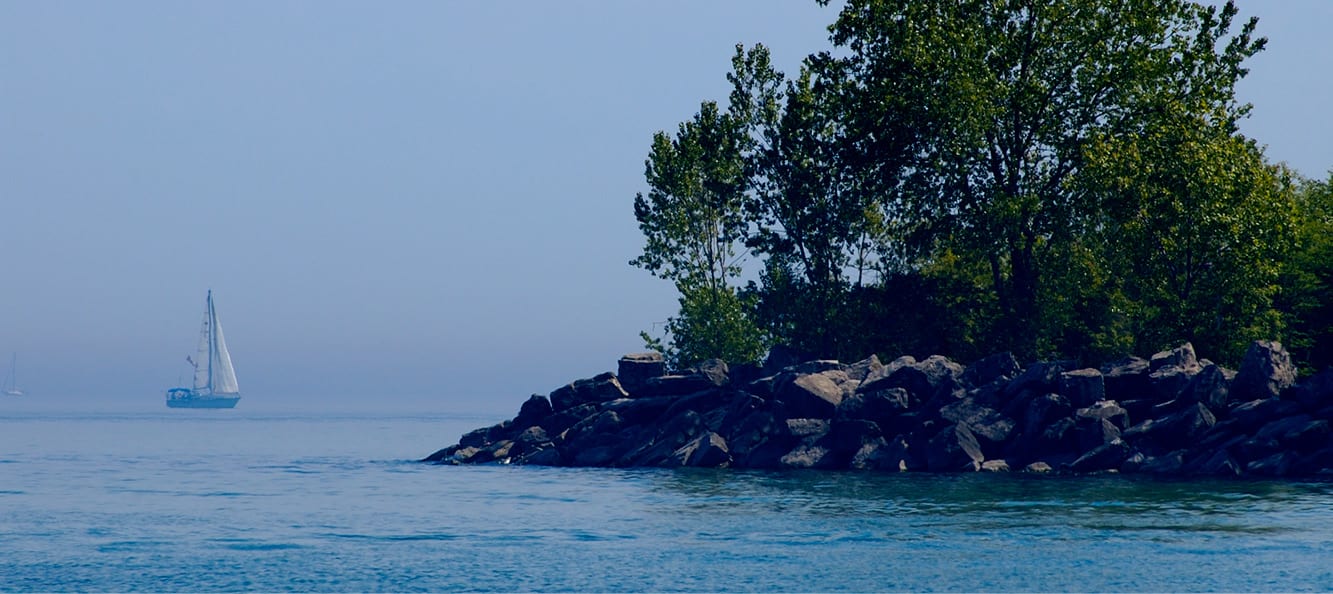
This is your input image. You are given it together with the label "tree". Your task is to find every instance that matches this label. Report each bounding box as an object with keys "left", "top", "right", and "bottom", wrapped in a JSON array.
[
  {"left": 630, "top": 101, "right": 765, "bottom": 367},
  {"left": 822, "top": 0, "right": 1266, "bottom": 358},
  {"left": 728, "top": 44, "right": 891, "bottom": 360},
  {"left": 1279, "top": 173, "right": 1333, "bottom": 371},
  {"left": 1081, "top": 106, "right": 1298, "bottom": 363}
]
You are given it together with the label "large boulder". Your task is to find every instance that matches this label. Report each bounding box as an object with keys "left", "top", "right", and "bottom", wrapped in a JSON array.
[
  {"left": 847, "top": 355, "right": 884, "bottom": 382},
  {"left": 1146, "top": 344, "right": 1202, "bottom": 403},
  {"left": 925, "top": 422, "right": 984, "bottom": 472},
  {"left": 514, "top": 394, "right": 554, "bottom": 429},
  {"left": 691, "top": 359, "right": 731, "bottom": 387},
  {"left": 1101, "top": 357, "right": 1152, "bottom": 402},
  {"left": 1002, "top": 362, "right": 1066, "bottom": 399},
  {"left": 868, "top": 355, "right": 966, "bottom": 407},
  {"left": 776, "top": 372, "right": 846, "bottom": 419},
  {"left": 1180, "top": 364, "right": 1233, "bottom": 412},
  {"left": 1283, "top": 368, "right": 1333, "bottom": 412},
  {"left": 1075, "top": 400, "right": 1131, "bottom": 431},
  {"left": 669, "top": 431, "right": 732, "bottom": 468},
  {"left": 1123, "top": 402, "right": 1216, "bottom": 453},
  {"left": 1230, "top": 398, "right": 1303, "bottom": 432},
  {"left": 1149, "top": 343, "right": 1198, "bottom": 373},
  {"left": 1060, "top": 368, "right": 1105, "bottom": 409},
  {"left": 939, "top": 397, "right": 1016, "bottom": 449},
  {"left": 639, "top": 373, "right": 719, "bottom": 398},
  {"left": 1068, "top": 438, "right": 1133, "bottom": 473},
  {"left": 1233, "top": 341, "right": 1298, "bottom": 402},
  {"left": 618, "top": 409, "right": 705, "bottom": 467},
  {"left": 961, "top": 352, "right": 1022, "bottom": 388},
  {"left": 549, "top": 373, "right": 629, "bottom": 412},
  {"left": 617, "top": 352, "right": 666, "bottom": 394}
]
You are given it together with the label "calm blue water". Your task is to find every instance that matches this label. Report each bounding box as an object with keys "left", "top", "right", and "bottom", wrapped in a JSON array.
[{"left": 3, "top": 410, "right": 1332, "bottom": 592}]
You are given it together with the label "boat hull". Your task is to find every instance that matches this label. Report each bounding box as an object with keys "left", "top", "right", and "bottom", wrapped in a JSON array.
[{"left": 166, "top": 395, "right": 241, "bottom": 409}]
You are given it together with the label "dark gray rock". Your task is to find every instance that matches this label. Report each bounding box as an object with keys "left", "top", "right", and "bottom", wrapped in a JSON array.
[
  {"left": 939, "top": 397, "right": 1016, "bottom": 447},
  {"left": 786, "top": 418, "right": 831, "bottom": 440},
  {"left": 1123, "top": 402, "right": 1216, "bottom": 453},
  {"left": 776, "top": 372, "right": 845, "bottom": 419},
  {"left": 962, "top": 352, "right": 1022, "bottom": 388},
  {"left": 670, "top": 431, "right": 731, "bottom": 468},
  {"left": 1253, "top": 415, "right": 1329, "bottom": 452},
  {"left": 780, "top": 444, "right": 838, "bottom": 469},
  {"left": 1189, "top": 449, "right": 1243, "bottom": 477},
  {"left": 1075, "top": 400, "right": 1131, "bottom": 431},
  {"left": 847, "top": 355, "right": 884, "bottom": 382},
  {"left": 925, "top": 422, "right": 984, "bottom": 472},
  {"left": 1138, "top": 451, "right": 1187, "bottom": 475},
  {"left": 1076, "top": 417, "right": 1123, "bottom": 452},
  {"left": 1060, "top": 368, "right": 1105, "bottom": 409},
  {"left": 603, "top": 396, "right": 675, "bottom": 426},
  {"left": 827, "top": 419, "right": 884, "bottom": 458},
  {"left": 1230, "top": 398, "right": 1303, "bottom": 432},
  {"left": 550, "top": 373, "right": 629, "bottom": 412},
  {"left": 522, "top": 447, "right": 562, "bottom": 466},
  {"left": 541, "top": 403, "right": 599, "bottom": 438},
  {"left": 1180, "top": 364, "right": 1232, "bottom": 412},
  {"left": 617, "top": 352, "right": 666, "bottom": 394},
  {"left": 1102, "top": 357, "right": 1152, "bottom": 402},
  {"left": 1004, "top": 361, "right": 1067, "bottom": 399},
  {"left": 981, "top": 459, "right": 1011, "bottom": 472},
  {"left": 1024, "top": 394, "right": 1074, "bottom": 433},
  {"left": 1149, "top": 343, "right": 1198, "bottom": 373},
  {"left": 1068, "top": 438, "right": 1133, "bottom": 473},
  {"left": 640, "top": 374, "right": 718, "bottom": 397},
  {"left": 848, "top": 437, "right": 894, "bottom": 471},
  {"left": 422, "top": 445, "right": 459, "bottom": 463},
  {"left": 618, "top": 409, "right": 705, "bottom": 467},
  {"left": 785, "top": 360, "right": 851, "bottom": 376},
  {"left": 692, "top": 359, "right": 731, "bottom": 387},
  {"left": 1024, "top": 461, "right": 1053, "bottom": 473},
  {"left": 514, "top": 394, "right": 554, "bottom": 429},
  {"left": 1150, "top": 368, "right": 1198, "bottom": 403},
  {"left": 1234, "top": 341, "right": 1297, "bottom": 402},
  {"left": 865, "top": 355, "right": 964, "bottom": 405},
  {"left": 1284, "top": 368, "right": 1333, "bottom": 412},
  {"left": 1247, "top": 451, "right": 1296, "bottom": 477}
]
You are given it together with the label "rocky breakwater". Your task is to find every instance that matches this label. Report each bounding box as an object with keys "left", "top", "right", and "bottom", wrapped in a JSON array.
[{"left": 424, "top": 341, "right": 1333, "bottom": 477}]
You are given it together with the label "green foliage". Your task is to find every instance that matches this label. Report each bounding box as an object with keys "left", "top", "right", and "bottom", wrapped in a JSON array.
[
  {"left": 630, "top": 100, "right": 766, "bottom": 366},
  {"left": 822, "top": 0, "right": 1266, "bottom": 359},
  {"left": 630, "top": 0, "right": 1333, "bottom": 370},
  {"left": 1080, "top": 108, "right": 1297, "bottom": 363},
  {"left": 1278, "top": 174, "right": 1333, "bottom": 370},
  {"left": 642, "top": 283, "right": 767, "bottom": 369}
]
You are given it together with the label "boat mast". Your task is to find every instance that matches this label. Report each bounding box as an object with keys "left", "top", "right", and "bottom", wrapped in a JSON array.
[{"left": 207, "top": 290, "right": 215, "bottom": 394}]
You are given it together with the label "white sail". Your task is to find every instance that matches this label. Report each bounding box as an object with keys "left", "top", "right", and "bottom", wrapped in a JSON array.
[{"left": 209, "top": 301, "right": 239, "bottom": 394}]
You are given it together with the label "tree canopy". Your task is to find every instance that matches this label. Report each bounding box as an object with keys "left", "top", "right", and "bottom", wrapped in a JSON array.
[{"left": 631, "top": 0, "right": 1328, "bottom": 371}]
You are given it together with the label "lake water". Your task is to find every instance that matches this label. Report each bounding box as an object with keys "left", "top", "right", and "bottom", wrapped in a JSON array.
[{"left": 2, "top": 409, "right": 1331, "bottom": 592}]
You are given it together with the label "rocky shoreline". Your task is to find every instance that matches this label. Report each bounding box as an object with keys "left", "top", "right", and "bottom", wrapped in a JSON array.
[{"left": 424, "top": 341, "right": 1333, "bottom": 477}]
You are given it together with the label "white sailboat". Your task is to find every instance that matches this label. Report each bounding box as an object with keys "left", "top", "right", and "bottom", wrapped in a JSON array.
[
  {"left": 4, "top": 353, "right": 22, "bottom": 396},
  {"left": 166, "top": 290, "right": 241, "bottom": 409}
]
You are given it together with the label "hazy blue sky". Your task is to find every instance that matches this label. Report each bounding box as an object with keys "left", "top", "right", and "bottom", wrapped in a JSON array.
[{"left": 2, "top": 2, "right": 1329, "bottom": 414}]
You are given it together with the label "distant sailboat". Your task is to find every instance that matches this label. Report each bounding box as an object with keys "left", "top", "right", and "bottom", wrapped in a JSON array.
[
  {"left": 4, "top": 353, "right": 22, "bottom": 396},
  {"left": 166, "top": 291, "right": 241, "bottom": 409}
]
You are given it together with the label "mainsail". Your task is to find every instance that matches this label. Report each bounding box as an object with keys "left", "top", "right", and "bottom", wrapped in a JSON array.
[{"left": 191, "top": 291, "right": 239, "bottom": 396}]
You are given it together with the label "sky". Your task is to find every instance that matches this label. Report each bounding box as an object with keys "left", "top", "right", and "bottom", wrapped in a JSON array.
[{"left": 1, "top": 1, "right": 1330, "bottom": 415}]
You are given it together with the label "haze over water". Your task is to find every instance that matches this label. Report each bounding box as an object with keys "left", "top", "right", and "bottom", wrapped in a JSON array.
[{"left": 2, "top": 2, "right": 1331, "bottom": 413}]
